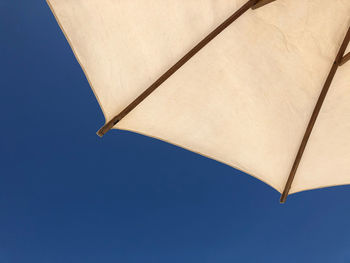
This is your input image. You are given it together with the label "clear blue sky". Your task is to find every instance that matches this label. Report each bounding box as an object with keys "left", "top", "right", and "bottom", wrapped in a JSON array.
[{"left": 1, "top": 1, "right": 350, "bottom": 263}]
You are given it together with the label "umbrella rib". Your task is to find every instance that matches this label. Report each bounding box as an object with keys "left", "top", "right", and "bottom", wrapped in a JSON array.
[
  {"left": 280, "top": 24, "right": 350, "bottom": 203},
  {"left": 340, "top": 52, "right": 350, "bottom": 66},
  {"left": 97, "top": 0, "right": 275, "bottom": 137},
  {"left": 252, "top": 0, "right": 276, "bottom": 10}
]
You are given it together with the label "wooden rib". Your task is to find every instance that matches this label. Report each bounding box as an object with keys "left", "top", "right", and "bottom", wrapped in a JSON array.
[
  {"left": 280, "top": 25, "right": 350, "bottom": 203},
  {"left": 340, "top": 52, "right": 350, "bottom": 66},
  {"left": 97, "top": 0, "right": 273, "bottom": 137},
  {"left": 252, "top": 0, "right": 276, "bottom": 10}
]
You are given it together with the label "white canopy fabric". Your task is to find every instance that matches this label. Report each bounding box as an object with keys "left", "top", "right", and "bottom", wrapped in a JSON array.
[{"left": 47, "top": 0, "right": 350, "bottom": 197}]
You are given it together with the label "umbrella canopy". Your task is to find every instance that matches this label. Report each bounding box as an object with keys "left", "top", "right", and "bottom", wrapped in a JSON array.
[{"left": 47, "top": 0, "right": 350, "bottom": 202}]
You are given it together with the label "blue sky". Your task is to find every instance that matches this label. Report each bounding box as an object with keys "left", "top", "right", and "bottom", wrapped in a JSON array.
[{"left": 1, "top": 1, "right": 350, "bottom": 262}]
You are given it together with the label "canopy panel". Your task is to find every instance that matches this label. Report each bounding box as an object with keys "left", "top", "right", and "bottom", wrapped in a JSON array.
[
  {"left": 48, "top": 0, "right": 350, "bottom": 194},
  {"left": 48, "top": 0, "right": 247, "bottom": 121}
]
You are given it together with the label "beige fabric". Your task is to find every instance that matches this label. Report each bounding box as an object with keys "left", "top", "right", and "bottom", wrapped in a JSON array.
[{"left": 48, "top": 0, "right": 350, "bottom": 194}]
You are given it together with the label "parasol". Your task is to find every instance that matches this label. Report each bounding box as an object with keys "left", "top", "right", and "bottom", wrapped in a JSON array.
[{"left": 47, "top": 0, "right": 350, "bottom": 202}]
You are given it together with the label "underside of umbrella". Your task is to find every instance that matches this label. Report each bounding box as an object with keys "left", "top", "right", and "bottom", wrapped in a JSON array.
[{"left": 47, "top": 0, "right": 350, "bottom": 202}]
